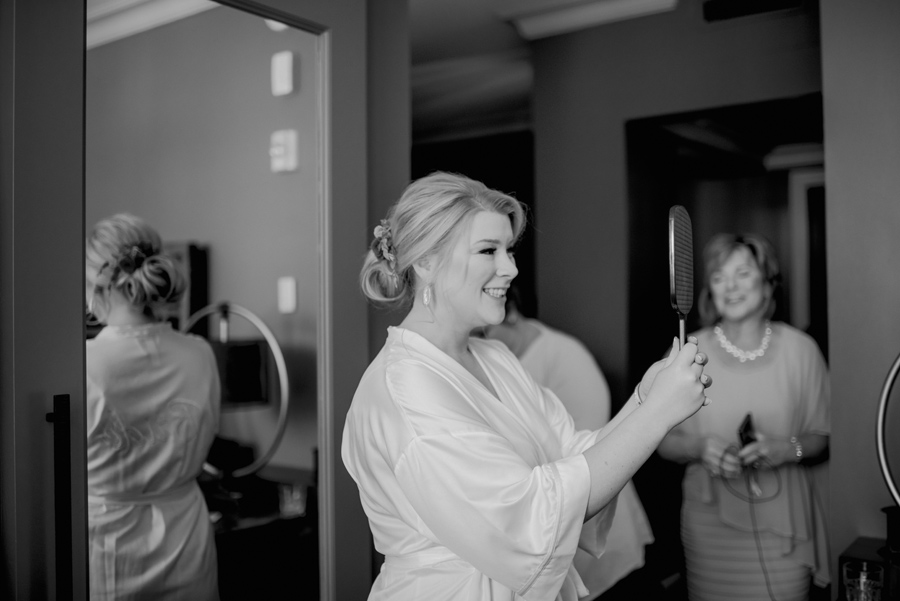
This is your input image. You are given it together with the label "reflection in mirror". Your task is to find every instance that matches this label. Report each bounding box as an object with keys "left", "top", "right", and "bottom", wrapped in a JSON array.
[{"left": 86, "top": 5, "right": 320, "bottom": 599}]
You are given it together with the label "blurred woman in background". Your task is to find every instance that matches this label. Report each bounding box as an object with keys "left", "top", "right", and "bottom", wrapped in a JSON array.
[
  {"left": 86, "top": 213, "right": 220, "bottom": 600},
  {"left": 657, "top": 233, "right": 830, "bottom": 601},
  {"left": 483, "top": 286, "right": 654, "bottom": 600}
]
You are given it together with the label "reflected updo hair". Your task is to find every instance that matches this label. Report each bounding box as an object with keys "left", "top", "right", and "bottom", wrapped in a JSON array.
[
  {"left": 697, "top": 233, "right": 782, "bottom": 327},
  {"left": 361, "top": 172, "right": 527, "bottom": 309},
  {"left": 86, "top": 213, "right": 186, "bottom": 319}
]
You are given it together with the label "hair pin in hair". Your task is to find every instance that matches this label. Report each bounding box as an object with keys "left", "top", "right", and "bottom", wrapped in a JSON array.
[
  {"left": 118, "top": 245, "right": 147, "bottom": 274},
  {"left": 373, "top": 219, "right": 397, "bottom": 274}
]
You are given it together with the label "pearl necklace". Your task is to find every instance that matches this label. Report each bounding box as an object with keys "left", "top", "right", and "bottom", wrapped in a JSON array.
[{"left": 714, "top": 321, "right": 772, "bottom": 362}]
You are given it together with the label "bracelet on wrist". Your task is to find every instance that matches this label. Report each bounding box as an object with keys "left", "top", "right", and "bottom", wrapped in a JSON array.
[{"left": 634, "top": 383, "right": 644, "bottom": 406}]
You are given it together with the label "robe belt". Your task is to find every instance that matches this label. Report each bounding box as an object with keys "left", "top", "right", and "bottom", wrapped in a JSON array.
[
  {"left": 88, "top": 480, "right": 196, "bottom": 506},
  {"left": 382, "top": 547, "right": 461, "bottom": 568}
]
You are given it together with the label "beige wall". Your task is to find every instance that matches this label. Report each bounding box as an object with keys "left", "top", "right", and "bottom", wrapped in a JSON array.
[
  {"left": 821, "top": 0, "right": 900, "bottom": 579},
  {"left": 532, "top": 1, "right": 820, "bottom": 401},
  {"left": 87, "top": 7, "right": 320, "bottom": 471},
  {"left": 367, "top": 0, "right": 413, "bottom": 357},
  {"left": 532, "top": 0, "right": 900, "bottom": 589}
]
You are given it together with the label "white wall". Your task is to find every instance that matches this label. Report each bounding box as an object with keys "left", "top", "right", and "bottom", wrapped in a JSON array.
[
  {"left": 86, "top": 7, "right": 320, "bottom": 470},
  {"left": 821, "top": 0, "right": 900, "bottom": 581}
]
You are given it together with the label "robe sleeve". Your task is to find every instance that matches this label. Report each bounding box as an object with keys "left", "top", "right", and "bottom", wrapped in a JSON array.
[
  {"left": 388, "top": 361, "right": 595, "bottom": 600},
  {"left": 535, "top": 387, "right": 616, "bottom": 559},
  {"left": 499, "top": 350, "right": 617, "bottom": 560}
]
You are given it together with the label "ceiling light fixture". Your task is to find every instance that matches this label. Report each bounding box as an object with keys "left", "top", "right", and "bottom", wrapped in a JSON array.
[{"left": 491, "top": 0, "right": 678, "bottom": 40}]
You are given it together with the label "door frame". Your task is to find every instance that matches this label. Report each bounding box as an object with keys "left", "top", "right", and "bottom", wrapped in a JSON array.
[
  {"left": 1, "top": 0, "right": 89, "bottom": 599},
  {"left": 1, "top": 1, "right": 373, "bottom": 599}
]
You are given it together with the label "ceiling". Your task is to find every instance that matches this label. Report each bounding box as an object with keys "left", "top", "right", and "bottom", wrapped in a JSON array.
[
  {"left": 409, "top": 0, "right": 531, "bottom": 142},
  {"left": 407, "top": 0, "right": 685, "bottom": 142},
  {"left": 85, "top": 0, "right": 680, "bottom": 143},
  {"left": 85, "top": 0, "right": 822, "bottom": 155}
]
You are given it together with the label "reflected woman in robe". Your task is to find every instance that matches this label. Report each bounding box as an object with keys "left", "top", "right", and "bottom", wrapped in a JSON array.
[{"left": 86, "top": 213, "right": 220, "bottom": 600}]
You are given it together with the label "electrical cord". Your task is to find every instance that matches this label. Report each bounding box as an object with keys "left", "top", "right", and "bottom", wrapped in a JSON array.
[
  {"left": 719, "top": 445, "right": 782, "bottom": 503},
  {"left": 717, "top": 444, "right": 783, "bottom": 601}
]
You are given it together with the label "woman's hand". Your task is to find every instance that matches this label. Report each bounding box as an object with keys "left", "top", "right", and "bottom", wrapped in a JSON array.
[
  {"left": 701, "top": 436, "right": 742, "bottom": 478},
  {"left": 737, "top": 432, "right": 794, "bottom": 469},
  {"left": 642, "top": 337, "right": 710, "bottom": 430},
  {"left": 639, "top": 337, "right": 711, "bottom": 402}
]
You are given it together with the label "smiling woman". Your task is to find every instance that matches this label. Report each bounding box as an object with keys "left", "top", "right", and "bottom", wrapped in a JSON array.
[
  {"left": 342, "top": 172, "right": 711, "bottom": 601},
  {"left": 657, "top": 233, "right": 831, "bottom": 601}
]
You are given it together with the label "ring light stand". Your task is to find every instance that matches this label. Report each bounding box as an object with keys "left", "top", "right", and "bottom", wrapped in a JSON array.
[
  {"left": 877, "top": 350, "right": 900, "bottom": 555},
  {"left": 185, "top": 302, "right": 290, "bottom": 479},
  {"left": 877, "top": 351, "right": 900, "bottom": 506}
]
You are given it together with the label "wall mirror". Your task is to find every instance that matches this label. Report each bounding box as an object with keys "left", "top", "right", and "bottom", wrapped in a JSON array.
[{"left": 86, "top": 2, "right": 323, "bottom": 598}]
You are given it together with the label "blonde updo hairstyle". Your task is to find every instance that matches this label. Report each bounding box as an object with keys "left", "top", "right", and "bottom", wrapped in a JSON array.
[
  {"left": 361, "top": 172, "right": 527, "bottom": 310},
  {"left": 86, "top": 213, "right": 186, "bottom": 321},
  {"left": 697, "top": 232, "right": 782, "bottom": 327}
]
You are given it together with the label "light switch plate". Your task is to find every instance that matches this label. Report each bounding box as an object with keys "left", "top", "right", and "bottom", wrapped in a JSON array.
[{"left": 270, "top": 129, "right": 298, "bottom": 173}]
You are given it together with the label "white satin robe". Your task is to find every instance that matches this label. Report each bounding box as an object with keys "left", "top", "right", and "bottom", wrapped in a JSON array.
[
  {"left": 342, "top": 327, "right": 616, "bottom": 601},
  {"left": 87, "top": 322, "right": 220, "bottom": 600}
]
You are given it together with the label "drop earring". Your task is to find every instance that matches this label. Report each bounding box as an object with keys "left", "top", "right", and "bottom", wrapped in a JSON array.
[{"left": 423, "top": 285, "right": 432, "bottom": 307}]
